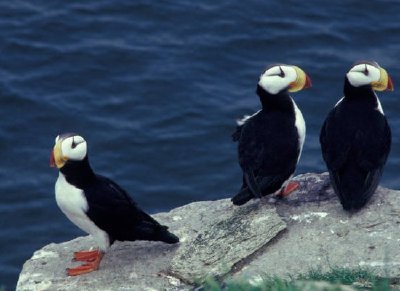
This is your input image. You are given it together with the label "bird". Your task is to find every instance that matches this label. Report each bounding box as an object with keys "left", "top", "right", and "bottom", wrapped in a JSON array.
[
  {"left": 320, "top": 61, "right": 393, "bottom": 211},
  {"left": 231, "top": 64, "right": 312, "bottom": 206},
  {"left": 50, "top": 133, "right": 179, "bottom": 276}
]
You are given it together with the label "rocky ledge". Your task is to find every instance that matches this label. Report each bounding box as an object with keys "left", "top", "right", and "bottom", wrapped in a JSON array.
[{"left": 17, "top": 173, "right": 400, "bottom": 290}]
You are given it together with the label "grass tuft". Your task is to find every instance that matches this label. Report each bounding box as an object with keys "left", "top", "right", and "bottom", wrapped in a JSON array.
[
  {"left": 203, "top": 277, "right": 300, "bottom": 291},
  {"left": 299, "top": 266, "right": 375, "bottom": 285},
  {"left": 200, "top": 267, "right": 395, "bottom": 291}
]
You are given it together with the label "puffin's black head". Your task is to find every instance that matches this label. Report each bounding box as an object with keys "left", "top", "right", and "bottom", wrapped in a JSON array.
[
  {"left": 257, "top": 64, "right": 312, "bottom": 95},
  {"left": 50, "top": 133, "right": 88, "bottom": 169},
  {"left": 345, "top": 61, "right": 394, "bottom": 92}
]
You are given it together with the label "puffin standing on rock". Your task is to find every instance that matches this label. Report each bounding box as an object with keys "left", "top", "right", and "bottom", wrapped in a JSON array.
[
  {"left": 231, "top": 64, "right": 312, "bottom": 206},
  {"left": 50, "top": 133, "right": 179, "bottom": 276},
  {"left": 320, "top": 61, "right": 393, "bottom": 211}
]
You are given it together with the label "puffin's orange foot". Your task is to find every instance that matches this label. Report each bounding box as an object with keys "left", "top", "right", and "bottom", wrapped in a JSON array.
[
  {"left": 279, "top": 181, "right": 300, "bottom": 197},
  {"left": 73, "top": 250, "right": 101, "bottom": 262},
  {"left": 67, "top": 251, "right": 103, "bottom": 276}
]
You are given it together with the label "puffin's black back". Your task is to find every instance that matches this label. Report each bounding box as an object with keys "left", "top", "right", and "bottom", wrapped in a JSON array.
[
  {"left": 238, "top": 108, "right": 299, "bottom": 177},
  {"left": 320, "top": 78, "right": 391, "bottom": 210},
  {"left": 61, "top": 160, "right": 179, "bottom": 244},
  {"left": 231, "top": 86, "right": 301, "bottom": 205},
  {"left": 84, "top": 175, "right": 179, "bottom": 244}
]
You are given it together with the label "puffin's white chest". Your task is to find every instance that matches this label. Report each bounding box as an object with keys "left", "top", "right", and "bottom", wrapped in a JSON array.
[
  {"left": 55, "top": 173, "right": 110, "bottom": 251},
  {"left": 55, "top": 173, "right": 89, "bottom": 224},
  {"left": 375, "top": 96, "right": 384, "bottom": 114},
  {"left": 291, "top": 98, "right": 306, "bottom": 160}
]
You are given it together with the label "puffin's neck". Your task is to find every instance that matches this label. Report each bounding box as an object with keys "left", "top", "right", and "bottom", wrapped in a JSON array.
[
  {"left": 256, "top": 84, "right": 293, "bottom": 111},
  {"left": 343, "top": 77, "right": 377, "bottom": 105},
  {"left": 59, "top": 157, "right": 95, "bottom": 189}
]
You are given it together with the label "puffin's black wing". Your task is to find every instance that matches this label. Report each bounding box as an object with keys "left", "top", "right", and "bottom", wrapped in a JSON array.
[
  {"left": 233, "top": 111, "right": 299, "bottom": 202},
  {"left": 84, "top": 175, "right": 178, "bottom": 244},
  {"left": 320, "top": 108, "right": 391, "bottom": 210},
  {"left": 356, "top": 117, "right": 391, "bottom": 171},
  {"left": 320, "top": 110, "right": 352, "bottom": 171},
  {"left": 232, "top": 125, "right": 243, "bottom": 142},
  {"left": 231, "top": 174, "right": 290, "bottom": 205},
  {"left": 232, "top": 112, "right": 260, "bottom": 142}
]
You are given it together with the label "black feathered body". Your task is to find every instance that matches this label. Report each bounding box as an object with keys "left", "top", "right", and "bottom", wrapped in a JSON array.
[
  {"left": 231, "top": 85, "right": 304, "bottom": 205},
  {"left": 320, "top": 79, "right": 391, "bottom": 210},
  {"left": 56, "top": 158, "right": 179, "bottom": 251}
]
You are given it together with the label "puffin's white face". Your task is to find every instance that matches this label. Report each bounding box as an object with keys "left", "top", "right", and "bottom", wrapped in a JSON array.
[
  {"left": 51, "top": 134, "right": 87, "bottom": 168},
  {"left": 258, "top": 65, "right": 311, "bottom": 95},
  {"left": 346, "top": 62, "right": 394, "bottom": 91}
]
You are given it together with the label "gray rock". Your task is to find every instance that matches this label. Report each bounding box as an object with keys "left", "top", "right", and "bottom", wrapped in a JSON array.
[
  {"left": 232, "top": 172, "right": 400, "bottom": 283},
  {"left": 17, "top": 196, "right": 285, "bottom": 290},
  {"left": 169, "top": 201, "right": 286, "bottom": 283},
  {"left": 17, "top": 173, "right": 400, "bottom": 290},
  {"left": 16, "top": 236, "right": 184, "bottom": 291}
]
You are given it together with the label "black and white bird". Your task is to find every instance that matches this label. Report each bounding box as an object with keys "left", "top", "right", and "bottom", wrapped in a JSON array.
[
  {"left": 320, "top": 61, "right": 393, "bottom": 211},
  {"left": 50, "top": 133, "right": 179, "bottom": 276},
  {"left": 231, "top": 64, "right": 311, "bottom": 206}
]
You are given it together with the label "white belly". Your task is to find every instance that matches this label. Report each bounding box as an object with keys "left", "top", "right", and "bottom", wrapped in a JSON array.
[
  {"left": 55, "top": 173, "right": 110, "bottom": 251},
  {"left": 291, "top": 98, "right": 306, "bottom": 161}
]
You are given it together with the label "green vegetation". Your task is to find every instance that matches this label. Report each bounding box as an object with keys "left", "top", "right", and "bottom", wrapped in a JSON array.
[
  {"left": 201, "top": 267, "right": 396, "bottom": 291},
  {"left": 299, "top": 267, "right": 388, "bottom": 286},
  {"left": 204, "top": 276, "right": 300, "bottom": 291}
]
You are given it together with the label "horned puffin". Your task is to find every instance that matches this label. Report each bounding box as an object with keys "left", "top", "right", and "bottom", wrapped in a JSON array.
[
  {"left": 320, "top": 61, "right": 393, "bottom": 211},
  {"left": 50, "top": 133, "right": 179, "bottom": 276},
  {"left": 231, "top": 64, "right": 312, "bottom": 206}
]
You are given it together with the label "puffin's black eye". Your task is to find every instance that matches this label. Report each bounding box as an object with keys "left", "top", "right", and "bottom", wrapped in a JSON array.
[
  {"left": 279, "top": 66, "right": 285, "bottom": 78},
  {"left": 363, "top": 65, "right": 369, "bottom": 76},
  {"left": 71, "top": 137, "right": 77, "bottom": 149}
]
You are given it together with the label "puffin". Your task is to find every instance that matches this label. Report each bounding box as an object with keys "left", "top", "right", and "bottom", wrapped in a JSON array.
[
  {"left": 231, "top": 64, "right": 312, "bottom": 206},
  {"left": 320, "top": 61, "right": 393, "bottom": 211},
  {"left": 50, "top": 133, "right": 179, "bottom": 276}
]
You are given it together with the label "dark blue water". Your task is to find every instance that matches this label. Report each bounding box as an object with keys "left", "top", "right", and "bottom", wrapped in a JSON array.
[{"left": 2, "top": 1, "right": 400, "bottom": 289}]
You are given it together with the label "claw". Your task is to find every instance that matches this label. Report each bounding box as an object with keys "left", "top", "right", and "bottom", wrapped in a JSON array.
[
  {"left": 279, "top": 181, "right": 300, "bottom": 197},
  {"left": 67, "top": 250, "right": 103, "bottom": 276},
  {"left": 73, "top": 250, "right": 101, "bottom": 262}
]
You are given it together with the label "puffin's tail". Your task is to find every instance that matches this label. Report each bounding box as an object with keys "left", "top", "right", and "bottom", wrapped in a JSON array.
[
  {"left": 231, "top": 188, "right": 253, "bottom": 206},
  {"left": 331, "top": 167, "right": 382, "bottom": 211},
  {"left": 157, "top": 228, "right": 179, "bottom": 244},
  {"left": 136, "top": 222, "right": 179, "bottom": 244}
]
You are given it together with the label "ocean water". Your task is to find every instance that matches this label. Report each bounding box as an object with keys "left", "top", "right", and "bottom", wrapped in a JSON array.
[{"left": 1, "top": 0, "right": 400, "bottom": 289}]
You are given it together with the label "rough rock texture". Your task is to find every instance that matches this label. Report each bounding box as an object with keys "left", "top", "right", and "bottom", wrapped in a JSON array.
[
  {"left": 232, "top": 172, "right": 400, "bottom": 282},
  {"left": 169, "top": 201, "right": 285, "bottom": 283},
  {"left": 17, "top": 173, "right": 400, "bottom": 290},
  {"left": 17, "top": 194, "right": 285, "bottom": 290}
]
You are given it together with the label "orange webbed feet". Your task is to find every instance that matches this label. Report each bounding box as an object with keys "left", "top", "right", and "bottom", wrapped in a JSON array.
[
  {"left": 279, "top": 181, "right": 300, "bottom": 197},
  {"left": 67, "top": 250, "right": 103, "bottom": 276}
]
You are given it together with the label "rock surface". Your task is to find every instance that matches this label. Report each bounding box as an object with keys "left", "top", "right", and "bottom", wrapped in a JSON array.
[
  {"left": 16, "top": 190, "right": 285, "bottom": 290},
  {"left": 232, "top": 173, "right": 400, "bottom": 282},
  {"left": 169, "top": 201, "right": 285, "bottom": 283},
  {"left": 17, "top": 173, "right": 400, "bottom": 290}
]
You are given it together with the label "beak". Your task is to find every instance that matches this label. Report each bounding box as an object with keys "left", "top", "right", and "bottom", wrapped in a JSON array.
[
  {"left": 51, "top": 140, "right": 68, "bottom": 169},
  {"left": 386, "top": 74, "right": 394, "bottom": 91},
  {"left": 288, "top": 66, "right": 312, "bottom": 92},
  {"left": 50, "top": 149, "right": 56, "bottom": 167},
  {"left": 372, "top": 67, "right": 394, "bottom": 91}
]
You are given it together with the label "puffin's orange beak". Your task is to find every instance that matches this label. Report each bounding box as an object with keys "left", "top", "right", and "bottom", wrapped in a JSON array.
[
  {"left": 50, "top": 149, "right": 56, "bottom": 167},
  {"left": 372, "top": 67, "right": 394, "bottom": 92},
  {"left": 289, "top": 66, "right": 312, "bottom": 92},
  {"left": 51, "top": 140, "right": 68, "bottom": 169},
  {"left": 387, "top": 74, "right": 394, "bottom": 91},
  {"left": 304, "top": 74, "right": 312, "bottom": 89}
]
